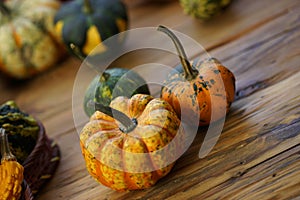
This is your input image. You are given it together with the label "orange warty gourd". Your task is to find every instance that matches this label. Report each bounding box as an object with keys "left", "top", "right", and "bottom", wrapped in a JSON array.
[
  {"left": 80, "top": 94, "right": 185, "bottom": 191},
  {"left": 158, "top": 25, "right": 235, "bottom": 126}
]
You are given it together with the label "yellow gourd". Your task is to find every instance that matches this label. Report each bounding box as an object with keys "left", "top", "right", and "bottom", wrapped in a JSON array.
[{"left": 0, "top": 128, "right": 24, "bottom": 200}]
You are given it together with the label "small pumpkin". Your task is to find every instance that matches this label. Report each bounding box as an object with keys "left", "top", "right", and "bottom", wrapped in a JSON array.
[
  {"left": 0, "top": 101, "right": 39, "bottom": 164},
  {"left": 84, "top": 68, "right": 150, "bottom": 117},
  {"left": 54, "top": 0, "right": 128, "bottom": 57},
  {"left": 158, "top": 26, "right": 235, "bottom": 126},
  {"left": 179, "top": 0, "right": 232, "bottom": 20},
  {"left": 0, "top": 0, "right": 65, "bottom": 79},
  {"left": 0, "top": 128, "right": 24, "bottom": 200},
  {"left": 80, "top": 94, "right": 185, "bottom": 191}
]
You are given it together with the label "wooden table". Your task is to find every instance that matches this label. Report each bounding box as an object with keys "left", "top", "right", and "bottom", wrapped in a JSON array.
[{"left": 1, "top": 0, "right": 300, "bottom": 199}]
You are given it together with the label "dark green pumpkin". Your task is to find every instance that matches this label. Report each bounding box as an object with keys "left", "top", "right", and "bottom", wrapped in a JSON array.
[
  {"left": 54, "top": 0, "right": 128, "bottom": 57},
  {"left": 0, "top": 101, "right": 39, "bottom": 163},
  {"left": 84, "top": 68, "right": 150, "bottom": 117}
]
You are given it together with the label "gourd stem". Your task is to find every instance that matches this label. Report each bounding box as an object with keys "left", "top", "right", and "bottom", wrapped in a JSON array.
[
  {"left": 83, "top": 0, "right": 93, "bottom": 14},
  {"left": 69, "top": 43, "right": 86, "bottom": 61},
  {"left": 0, "top": 2, "right": 11, "bottom": 16},
  {"left": 88, "top": 101, "right": 137, "bottom": 133},
  {"left": 157, "top": 25, "right": 198, "bottom": 80},
  {"left": 0, "top": 128, "right": 16, "bottom": 162}
]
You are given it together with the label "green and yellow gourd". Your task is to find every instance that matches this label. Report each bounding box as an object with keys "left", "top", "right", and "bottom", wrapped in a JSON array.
[
  {"left": 0, "top": 101, "right": 39, "bottom": 164},
  {"left": 54, "top": 0, "right": 128, "bottom": 57},
  {"left": 84, "top": 68, "right": 150, "bottom": 117},
  {"left": 0, "top": 0, "right": 64, "bottom": 79},
  {"left": 179, "top": 0, "right": 232, "bottom": 20}
]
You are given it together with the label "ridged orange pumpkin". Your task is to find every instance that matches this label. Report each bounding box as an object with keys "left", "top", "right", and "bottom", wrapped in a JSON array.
[
  {"left": 158, "top": 26, "right": 235, "bottom": 126},
  {"left": 80, "top": 94, "right": 185, "bottom": 191},
  {"left": 0, "top": 0, "right": 64, "bottom": 79}
]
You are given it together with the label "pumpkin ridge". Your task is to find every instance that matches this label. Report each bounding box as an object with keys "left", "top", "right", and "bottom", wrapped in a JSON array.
[
  {"left": 139, "top": 124, "right": 183, "bottom": 168},
  {"left": 128, "top": 95, "right": 154, "bottom": 119},
  {"left": 84, "top": 129, "right": 119, "bottom": 149},
  {"left": 122, "top": 133, "right": 160, "bottom": 189},
  {"left": 8, "top": 22, "right": 26, "bottom": 71},
  {"left": 138, "top": 124, "right": 179, "bottom": 154},
  {"left": 14, "top": 19, "right": 47, "bottom": 74},
  {"left": 139, "top": 108, "right": 180, "bottom": 132},
  {"left": 80, "top": 141, "right": 113, "bottom": 188},
  {"left": 120, "top": 136, "right": 132, "bottom": 190},
  {"left": 122, "top": 135, "right": 143, "bottom": 189},
  {"left": 136, "top": 125, "right": 179, "bottom": 179},
  {"left": 84, "top": 134, "right": 128, "bottom": 190},
  {"left": 102, "top": 136, "right": 128, "bottom": 190}
]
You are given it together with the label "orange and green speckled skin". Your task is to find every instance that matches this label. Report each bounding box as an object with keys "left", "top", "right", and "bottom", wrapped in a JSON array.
[
  {"left": 80, "top": 94, "right": 185, "bottom": 191},
  {"left": 161, "top": 58, "right": 235, "bottom": 126}
]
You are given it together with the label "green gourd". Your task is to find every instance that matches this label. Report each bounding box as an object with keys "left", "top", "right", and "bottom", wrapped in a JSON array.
[
  {"left": 179, "top": 0, "right": 232, "bottom": 20},
  {"left": 54, "top": 0, "right": 128, "bottom": 57},
  {"left": 0, "top": 101, "right": 39, "bottom": 164},
  {"left": 84, "top": 68, "right": 150, "bottom": 117}
]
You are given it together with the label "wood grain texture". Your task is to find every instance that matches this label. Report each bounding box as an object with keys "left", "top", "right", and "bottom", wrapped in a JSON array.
[{"left": 0, "top": 0, "right": 299, "bottom": 199}]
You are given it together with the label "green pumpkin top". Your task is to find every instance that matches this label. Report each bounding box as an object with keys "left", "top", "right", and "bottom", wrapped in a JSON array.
[{"left": 84, "top": 68, "right": 150, "bottom": 117}]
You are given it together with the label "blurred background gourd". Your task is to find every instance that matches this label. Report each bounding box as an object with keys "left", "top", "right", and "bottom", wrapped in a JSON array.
[
  {"left": 0, "top": 0, "right": 64, "bottom": 79},
  {"left": 54, "top": 0, "right": 128, "bottom": 58},
  {"left": 179, "top": 0, "right": 232, "bottom": 20}
]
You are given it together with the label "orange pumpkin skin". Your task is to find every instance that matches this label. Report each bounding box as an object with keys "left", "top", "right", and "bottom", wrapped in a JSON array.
[
  {"left": 161, "top": 58, "right": 235, "bottom": 126},
  {"left": 80, "top": 94, "right": 185, "bottom": 191}
]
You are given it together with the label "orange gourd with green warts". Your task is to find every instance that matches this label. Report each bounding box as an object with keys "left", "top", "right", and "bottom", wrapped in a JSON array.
[
  {"left": 80, "top": 94, "right": 185, "bottom": 191},
  {"left": 158, "top": 25, "right": 235, "bottom": 126},
  {"left": 0, "top": 128, "right": 24, "bottom": 200}
]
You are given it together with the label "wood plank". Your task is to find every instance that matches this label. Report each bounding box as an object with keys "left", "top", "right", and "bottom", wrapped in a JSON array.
[
  {"left": 0, "top": 0, "right": 299, "bottom": 199},
  {"left": 205, "top": 145, "right": 300, "bottom": 199}
]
